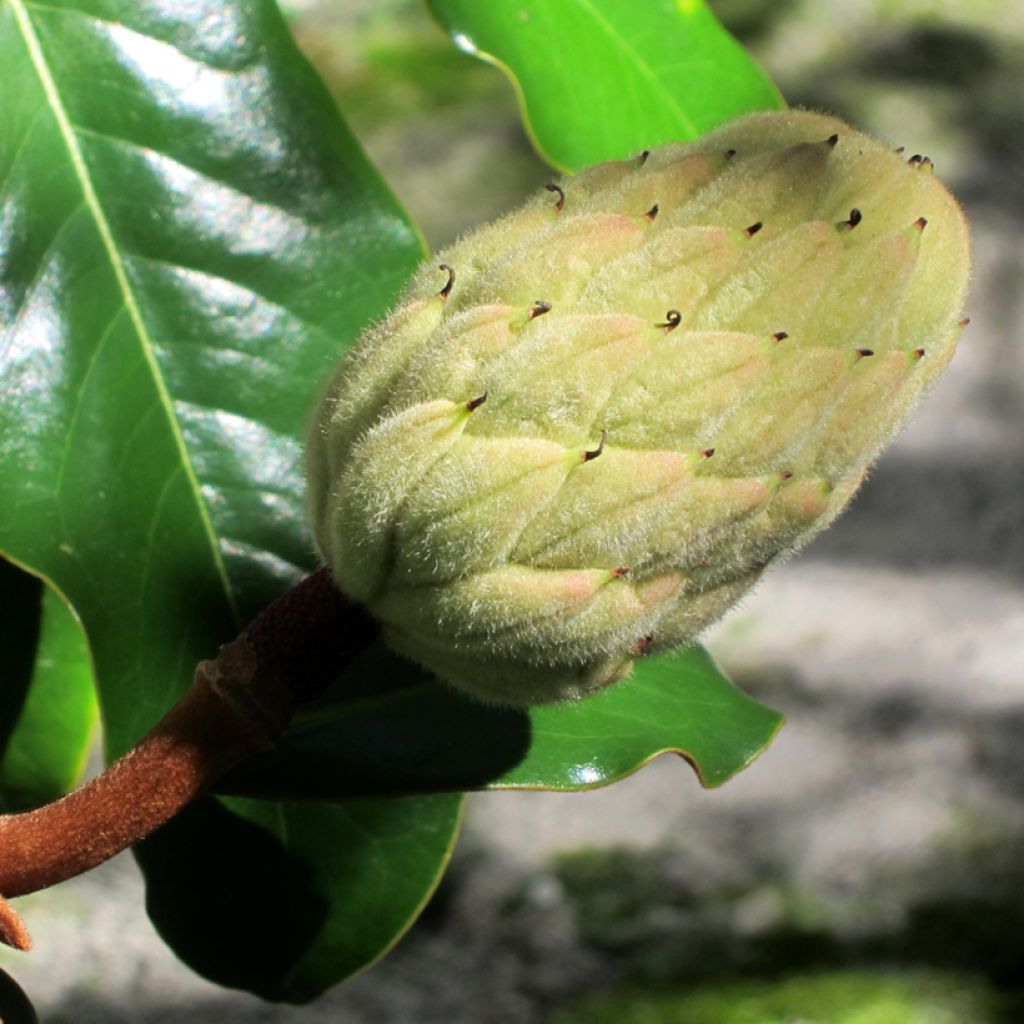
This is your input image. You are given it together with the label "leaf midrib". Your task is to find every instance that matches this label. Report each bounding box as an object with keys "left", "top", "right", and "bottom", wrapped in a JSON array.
[
  {"left": 567, "top": 0, "right": 699, "bottom": 137},
  {"left": 9, "top": 0, "right": 240, "bottom": 626}
]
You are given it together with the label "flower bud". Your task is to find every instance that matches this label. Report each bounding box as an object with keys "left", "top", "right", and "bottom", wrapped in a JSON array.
[{"left": 307, "top": 110, "right": 971, "bottom": 705}]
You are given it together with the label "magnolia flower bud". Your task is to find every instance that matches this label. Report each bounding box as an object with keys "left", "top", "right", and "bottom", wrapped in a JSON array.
[{"left": 307, "top": 110, "right": 971, "bottom": 705}]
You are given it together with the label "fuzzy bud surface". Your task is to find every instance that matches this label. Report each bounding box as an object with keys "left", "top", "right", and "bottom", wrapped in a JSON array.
[{"left": 307, "top": 110, "right": 971, "bottom": 705}]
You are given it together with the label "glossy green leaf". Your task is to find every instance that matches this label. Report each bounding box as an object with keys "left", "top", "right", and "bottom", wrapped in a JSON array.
[
  {"left": 0, "top": 558, "right": 96, "bottom": 812},
  {"left": 137, "top": 792, "right": 463, "bottom": 1003},
  {"left": 0, "top": 0, "right": 445, "bottom": 1000},
  {"left": 427, "top": 0, "right": 786, "bottom": 171},
  {"left": 225, "top": 642, "right": 782, "bottom": 800}
]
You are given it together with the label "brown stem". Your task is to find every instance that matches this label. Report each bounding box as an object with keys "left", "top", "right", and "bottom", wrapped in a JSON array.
[{"left": 0, "top": 567, "right": 375, "bottom": 952}]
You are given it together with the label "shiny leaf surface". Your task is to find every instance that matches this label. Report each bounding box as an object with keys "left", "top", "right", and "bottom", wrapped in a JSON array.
[
  {"left": 0, "top": 559, "right": 96, "bottom": 812},
  {"left": 0, "top": 0, "right": 440, "bottom": 999},
  {"left": 225, "top": 642, "right": 782, "bottom": 799},
  {"left": 427, "top": 0, "right": 785, "bottom": 171}
]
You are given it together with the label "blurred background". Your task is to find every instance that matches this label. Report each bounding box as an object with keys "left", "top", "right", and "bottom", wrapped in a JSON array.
[{"left": 3, "top": 1, "right": 1023, "bottom": 1020}]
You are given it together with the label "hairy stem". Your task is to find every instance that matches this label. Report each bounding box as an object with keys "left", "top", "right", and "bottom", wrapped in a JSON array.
[{"left": 0, "top": 567, "right": 375, "bottom": 952}]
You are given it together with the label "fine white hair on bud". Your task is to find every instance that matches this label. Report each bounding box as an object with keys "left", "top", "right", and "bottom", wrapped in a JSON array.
[{"left": 306, "top": 109, "right": 971, "bottom": 706}]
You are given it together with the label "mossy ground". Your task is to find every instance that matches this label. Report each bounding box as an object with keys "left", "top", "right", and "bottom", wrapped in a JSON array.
[{"left": 545, "top": 971, "right": 1013, "bottom": 1024}]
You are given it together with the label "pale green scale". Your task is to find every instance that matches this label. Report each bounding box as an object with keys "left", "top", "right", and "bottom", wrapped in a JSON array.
[
  {"left": 464, "top": 314, "right": 652, "bottom": 446},
  {"left": 691, "top": 221, "right": 843, "bottom": 337},
  {"left": 514, "top": 447, "right": 698, "bottom": 569},
  {"left": 598, "top": 331, "right": 775, "bottom": 450},
  {"left": 389, "top": 434, "right": 570, "bottom": 587}
]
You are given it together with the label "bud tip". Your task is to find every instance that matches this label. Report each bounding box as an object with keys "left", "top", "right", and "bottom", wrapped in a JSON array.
[
  {"left": 438, "top": 263, "right": 455, "bottom": 300},
  {"left": 582, "top": 429, "right": 608, "bottom": 462},
  {"left": 634, "top": 633, "right": 655, "bottom": 655},
  {"left": 545, "top": 182, "right": 566, "bottom": 213},
  {"left": 657, "top": 310, "right": 682, "bottom": 332},
  {"left": 839, "top": 208, "right": 863, "bottom": 230}
]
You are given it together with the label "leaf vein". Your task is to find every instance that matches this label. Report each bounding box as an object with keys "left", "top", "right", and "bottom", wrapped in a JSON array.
[
  {"left": 128, "top": 252, "right": 338, "bottom": 349},
  {"left": 9, "top": 0, "right": 240, "bottom": 626},
  {"left": 0, "top": 199, "right": 87, "bottom": 359},
  {"left": 54, "top": 306, "right": 133, "bottom": 500},
  {"left": 0, "top": 102, "right": 49, "bottom": 197},
  {"left": 567, "top": 0, "right": 699, "bottom": 136}
]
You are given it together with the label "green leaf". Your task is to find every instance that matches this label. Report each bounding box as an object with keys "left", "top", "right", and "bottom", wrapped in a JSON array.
[
  {"left": 0, "top": 558, "right": 96, "bottom": 812},
  {"left": 0, "top": 0, "right": 443, "bottom": 1000},
  {"left": 225, "top": 643, "right": 782, "bottom": 800},
  {"left": 136, "top": 792, "right": 463, "bottom": 1004},
  {"left": 427, "top": 0, "right": 785, "bottom": 171}
]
